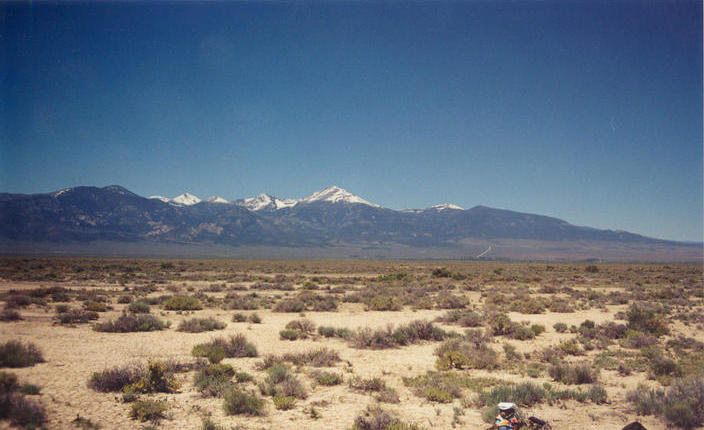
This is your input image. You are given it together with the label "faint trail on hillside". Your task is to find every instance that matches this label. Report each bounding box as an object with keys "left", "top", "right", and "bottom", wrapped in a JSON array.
[{"left": 476, "top": 245, "right": 492, "bottom": 258}]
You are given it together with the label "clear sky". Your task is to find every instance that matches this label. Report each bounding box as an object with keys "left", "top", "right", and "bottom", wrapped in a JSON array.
[{"left": 2, "top": 1, "right": 702, "bottom": 242}]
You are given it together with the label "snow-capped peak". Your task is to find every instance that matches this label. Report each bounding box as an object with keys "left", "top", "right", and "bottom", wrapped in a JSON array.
[
  {"left": 171, "top": 193, "right": 201, "bottom": 206},
  {"left": 301, "top": 186, "right": 379, "bottom": 207},
  {"left": 205, "top": 196, "right": 229, "bottom": 204},
  {"left": 430, "top": 204, "right": 464, "bottom": 211},
  {"left": 242, "top": 193, "right": 297, "bottom": 211}
]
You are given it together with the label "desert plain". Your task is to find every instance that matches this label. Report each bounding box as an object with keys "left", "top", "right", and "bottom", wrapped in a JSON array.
[{"left": 0, "top": 257, "right": 702, "bottom": 429}]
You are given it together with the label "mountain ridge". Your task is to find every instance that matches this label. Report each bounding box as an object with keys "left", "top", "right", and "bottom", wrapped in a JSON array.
[{"left": 0, "top": 185, "right": 700, "bottom": 261}]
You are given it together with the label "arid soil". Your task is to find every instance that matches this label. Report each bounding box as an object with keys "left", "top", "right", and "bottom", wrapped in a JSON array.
[{"left": 0, "top": 258, "right": 702, "bottom": 429}]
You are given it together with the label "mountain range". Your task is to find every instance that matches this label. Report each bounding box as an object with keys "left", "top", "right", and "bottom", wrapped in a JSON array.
[{"left": 0, "top": 185, "right": 700, "bottom": 261}]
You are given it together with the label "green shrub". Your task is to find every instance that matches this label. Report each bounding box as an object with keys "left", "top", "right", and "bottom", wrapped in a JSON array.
[
  {"left": 163, "top": 295, "right": 203, "bottom": 311},
  {"left": 351, "top": 406, "right": 426, "bottom": 430},
  {"left": 232, "top": 312, "right": 247, "bottom": 322},
  {"left": 366, "top": 295, "right": 402, "bottom": 311},
  {"left": 248, "top": 313, "right": 262, "bottom": 324},
  {"left": 0, "top": 341, "right": 44, "bottom": 368},
  {"left": 434, "top": 338, "right": 498, "bottom": 370},
  {"left": 279, "top": 329, "right": 302, "bottom": 340},
  {"left": 20, "top": 383, "right": 40, "bottom": 395},
  {"left": 349, "top": 376, "right": 386, "bottom": 392},
  {"left": 222, "top": 388, "right": 265, "bottom": 416},
  {"left": 129, "top": 399, "right": 168, "bottom": 422},
  {"left": 194, "top": 334, "right": 258, "bottom": 361}
]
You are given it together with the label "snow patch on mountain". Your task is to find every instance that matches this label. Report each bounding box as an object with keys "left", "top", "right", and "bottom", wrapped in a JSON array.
[
  {"left": 301, "top": 186, "right": 379, "bottom": 207},
  {"left": 205, "top": 196, "right": 230, "bottom": 204},
  {"left": 149, "top": 195, "right": 170, "bottom": 203},
  {"left": 430, "top": 204, "right": 464, "bottom": 211},
  {"left": 242, "top": 194, "right": 297, "bottom": 211},
  {"left": 52, "top": 188, "right": 73, "bottom": 198}
]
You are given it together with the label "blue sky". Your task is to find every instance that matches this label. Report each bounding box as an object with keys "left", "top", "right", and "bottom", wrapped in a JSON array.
[{"left": 2, "top": 1, "right": 702, "bottom": 242}]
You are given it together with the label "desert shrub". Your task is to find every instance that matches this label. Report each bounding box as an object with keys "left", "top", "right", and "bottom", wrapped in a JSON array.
[
  {"left": 0, "top": 308, "right": 22, "bottom": 321},
  {"left": 259, "top": 364, "right": 308, "bottom": 399},
  {"left": 118, "top": 295, "right": 133, "bottom": 304},
  {"left": 123, "top": 361, "right": 180, "bottom": 394},
  {"left": 129, "top": 399, "right": 168, "bottom": 422},
  {"left": 365, "top": 295, "right": 402, "bottom": 311},
  {"left": 57, "top": 308, "right": 99, "bottom": 324},
  {"left": 0, "top": 341, "right": 44, "bottom": 368},
  {"left": 548, "top": 362, "right": 599, "bottom": 385},
  {"left": 83, "top": 300, "right": 109, "bottom": 312},
  {"left": 93, "top": 314, "right": 167, "bottom": 332},
  {"left": 530, "top": 324, "right": 546, "bottom": 336},
  {"left": 195, "top": 334, "right": 257, "bottom": 360},
  {"left": 192, "top": 343, "right": 226, "bottom": 364},
  {"left": 282, "top": 347, "right": 341, "bottom": 367},
  {"left": 279, "top": 329, "right": 303, "bottom": 341},
  {"left": 273, "top": 299, "right": 306, "bottom": 313},
  {"left": 627, "top": 378, "right": 704, "bottom": 428},
  {"left": 273, "top": 395, "right": 296, "bottom": 410},
  {"left": 0, "top": 390, "right": 47, "bottom": 428},
  {"left": 248, "top": 313, "right": 262, "bottom": 323},
  {"left": 128, "top": 300, "right": 150, "bottom": 313},
  {"left": 623, "top": 331, "right": 658, "bottom": 349},
  {"left": 435, "top": 293, "right": 468, "bottom": 309},
  {"left": 477, "top": 382, "right": 547, "bottom": 407},
  {"left": 557, "top": 339, "right": 582, "bottom": 356},
  {"left": 223, "top": 388, "right": 265, "bottom": 416},
  {"left": 349, "top": 376, "right": 386, "bottom": 392},
  {"left": 88, "top": 364, "right": 144, "bottom": 392},
  {"left": 20, "top": 383, "right": 40, "bottom": 395},
  {"left": 0, "top": 371, "right": 19, "bottom": 392},
  {"left": 438, "top": 310, "right": 484, "bottom": 327},
  {"left": 432, "top": 267, "right": 452, "bottom": 278},
  {"left": 194, "top": 363, "right": 235, "bottom": 397},
  {"left": 285, "top": 318, "right": 316, "bottom": 335},
  {"left": 310, "top": 370, "right": 343, "bottom": 386},
  {"left": 163, "top": 295, "right": 203, "bottom": 311},
  {"left": 434, "top": 338, "right": 498, "bottom": 370},
  {"left": 402, "top": 372, "right": 464, "bottom": 403},
  {"left": 352, "top": 406, "right": 425, "bottom": 430},
  {"left": 377, "top": 387, "right": 400, "bottom": 404},
  {"left": 549, "top": 298, "right": 574, "bottom": 313},
  {"left": 232, "top": 312, "right": 247, "bottom": 322},
  {"left": 585, "top": 265, "right": 599, "bottom": 273},
  {"left": 4, "top": 294, "right": 31, "bottom": 309},
  {"left": 177, "top": 317, "right": 226, "bottom": 333},
  {"left": 351, "top": 320, "right": 446, "bottom": 349},
  {"left": 627, "top": 303, "right": 669, "bottom": 336}
]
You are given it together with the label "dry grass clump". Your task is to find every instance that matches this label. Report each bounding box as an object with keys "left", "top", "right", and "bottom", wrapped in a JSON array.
[
  {"left": 273, "top": 291, "right": 338, "bottom": 312},
  {"left": 309, "top": 370, "right": 343, "bottom": 386},
  {"left": 0, "top": 308, "right": 22, "bottom": 321},
  {"left": 348, "top": 376, "right": 386, "bottom": 393},
  {"left": 434, "top": 336, "right": 499, "bottom": 370},
  {"left": 0, "top": 341, "right": 44, "bottom": 368},
  {"left": 93, "top": 313, "right": 168, "bottom": 332},
  {"left": 177, "top": 317, "right": 226, "bottom": 333}
]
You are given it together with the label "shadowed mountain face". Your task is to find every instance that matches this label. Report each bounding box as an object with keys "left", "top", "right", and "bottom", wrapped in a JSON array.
[{"left": 0, "top": 185, "right": 699, "bottom": 260}]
